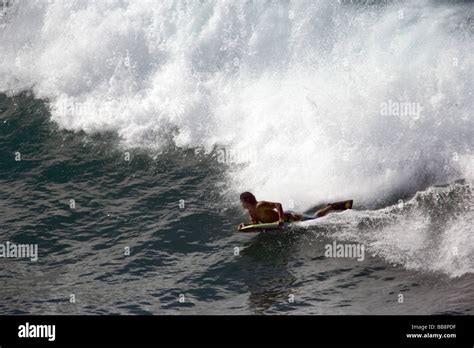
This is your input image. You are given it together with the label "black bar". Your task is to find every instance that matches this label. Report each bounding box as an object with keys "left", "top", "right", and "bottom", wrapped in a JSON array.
[{"left": 0, "top": 315, "right": 472, "bottom": 346}]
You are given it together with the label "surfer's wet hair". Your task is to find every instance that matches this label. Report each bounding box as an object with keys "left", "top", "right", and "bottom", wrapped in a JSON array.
[{"left": 240, "top": 192, "right": 257, "bottom": 205}]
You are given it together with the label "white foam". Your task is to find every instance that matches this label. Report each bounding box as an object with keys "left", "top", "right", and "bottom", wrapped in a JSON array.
[
  {"left": 301, "top": 184, "right": 474, "bottom": 277},
  {"left": 0, "top": 0, "right": 473, "bottom": 208}
]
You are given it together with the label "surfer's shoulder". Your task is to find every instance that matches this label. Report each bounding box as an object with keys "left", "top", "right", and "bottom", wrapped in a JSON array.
[
  {"left": 256, "top": 200, "right": 281, "bottom": 209},
  {"left": 256, "top": 200, "right": 271, "bottom": 208}
]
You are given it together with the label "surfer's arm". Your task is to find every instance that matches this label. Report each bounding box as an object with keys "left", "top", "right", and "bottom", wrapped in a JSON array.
[
  {"left": 249, "top": 213, "right": 260, "bottom": 224},
  {"left": 257, "top": 201, "right": 285, "bottom": 224},
  {"left": 238, "top": 213, "right": 260, "bottom": 230}
]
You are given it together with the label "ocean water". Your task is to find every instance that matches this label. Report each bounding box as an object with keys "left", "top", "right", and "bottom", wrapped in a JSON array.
[{"left": 0, "top": 0, "right": 473, "bottom": 315}]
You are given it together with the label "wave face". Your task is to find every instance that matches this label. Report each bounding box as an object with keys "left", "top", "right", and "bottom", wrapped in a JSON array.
[{"left": 1, "top": 0, "right": 473, "bottom": 208}]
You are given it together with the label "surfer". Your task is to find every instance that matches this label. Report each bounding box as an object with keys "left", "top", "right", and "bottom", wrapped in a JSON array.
[{"left": 238, "top": 192, "right": 351, "bottom": 230}]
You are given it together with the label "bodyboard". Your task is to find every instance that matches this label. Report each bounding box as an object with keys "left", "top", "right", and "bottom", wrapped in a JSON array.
[{"left": 238, "top": 222, "right": 282, "bottom": 233}]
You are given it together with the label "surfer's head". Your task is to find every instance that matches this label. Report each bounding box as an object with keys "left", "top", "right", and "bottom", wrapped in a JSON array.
[{"left": 240, "top": 192, "right": 257, "bottom": 208}]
